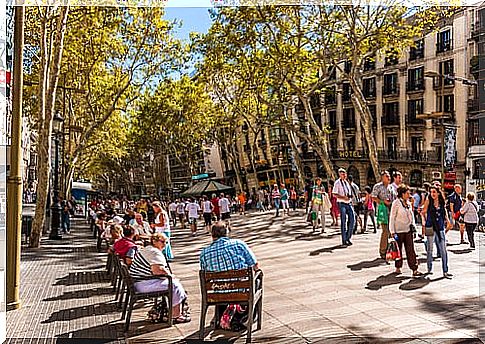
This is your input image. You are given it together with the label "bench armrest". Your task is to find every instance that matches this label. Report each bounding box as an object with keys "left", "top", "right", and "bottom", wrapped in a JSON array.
[{"left": 132, "top": 274, "right": 173, "bottom": 282}]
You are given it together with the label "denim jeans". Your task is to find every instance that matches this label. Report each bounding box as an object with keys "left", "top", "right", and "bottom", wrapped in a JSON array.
[
  {"left": 61, "top": 213, "right": 70, "bottom": 232},
  {"left": 425, "top": 230, "right": 448, "bottom": 273},
  {"left": 338, "top": 203, "right": 355, "bottom": 244},
  {"left": 273, "top": 198, "right": 280, "bottom": 217}
]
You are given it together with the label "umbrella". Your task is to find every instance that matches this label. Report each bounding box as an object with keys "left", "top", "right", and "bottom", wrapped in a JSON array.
[{"left": 181, "top": 180, "right": 234, "bottom": 197}]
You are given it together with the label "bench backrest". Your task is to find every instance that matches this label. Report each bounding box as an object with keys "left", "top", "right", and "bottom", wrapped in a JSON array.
[
  {"left": 119, "top": 260, "right": 137, "bottom": 295},
  {"left": 199, "top": 268, "right": 254, "bottom": 304}
]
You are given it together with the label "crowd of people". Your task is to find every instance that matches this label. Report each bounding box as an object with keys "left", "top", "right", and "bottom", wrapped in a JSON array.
[{"left": 82, "top": 172, "right": 482, "bottom": 326}]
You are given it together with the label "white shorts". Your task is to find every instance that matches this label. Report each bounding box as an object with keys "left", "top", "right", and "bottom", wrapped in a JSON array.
[
  {"left": 281, "top": 199, "right": 289, "bottom": 209},
  {"left": 134, "top": 278, "right": 186, "bottom": 306}
]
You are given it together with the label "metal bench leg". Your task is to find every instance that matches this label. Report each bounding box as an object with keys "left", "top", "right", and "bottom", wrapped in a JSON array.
[
  {"left": 257, "top": 298, "right": 263, "bottom": 331},
  {"left": 121, "top": 291, "right": 130, "bottom": 320},
  {"left": 124, "top": 299, "right": 135, "bottom": 332},
  {"left": 199, "top": 305, "right": 208, "bottom": 339}
]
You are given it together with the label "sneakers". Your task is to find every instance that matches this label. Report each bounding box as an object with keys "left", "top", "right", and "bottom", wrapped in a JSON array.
[{"left": 443, "top": 272, "right": 453, "bottom": 279}]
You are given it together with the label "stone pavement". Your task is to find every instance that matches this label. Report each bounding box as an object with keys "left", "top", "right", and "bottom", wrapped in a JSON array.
[{"left": 6, "top": 211, "right": 485, "bottom": 343}]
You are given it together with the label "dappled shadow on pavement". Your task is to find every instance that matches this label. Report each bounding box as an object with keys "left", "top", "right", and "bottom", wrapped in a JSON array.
[
  {"left": 347, "top": 258, "right": 387, "bottom": 271},
  {"left": 365, "top": 272, "right": 410, "bottom": 290},
  {"left": 42, "top": 302, "right": 121, "bottom": 323},
  {"left": 43, "top": 287, "right": 114, "bottom": 302},
  {"left": 54, "top": 270, "right": 111, "bottom": 286},
  {"left": 449, "top": 248, "right": 474, "bottom": 255}
]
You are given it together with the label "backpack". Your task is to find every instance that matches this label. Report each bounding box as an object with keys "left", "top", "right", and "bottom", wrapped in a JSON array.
[
  {"left": 147, "top": 297, "right": 169, "bottom": 323},
  {"left": 220, "top": 304, "right": 248, "bottom": 331}
]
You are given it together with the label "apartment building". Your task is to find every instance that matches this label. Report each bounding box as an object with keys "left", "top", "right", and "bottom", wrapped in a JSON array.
[
  {"left": 466, "top": 3, "right": 485, "bottom": 199},
  {"left": 235, "top": 7, "right": 481, "bottom": 191}
]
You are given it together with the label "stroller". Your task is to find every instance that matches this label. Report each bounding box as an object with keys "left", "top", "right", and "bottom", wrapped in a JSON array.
[{"left": 478, "top": 208, "right": 485, "bottom": 232}]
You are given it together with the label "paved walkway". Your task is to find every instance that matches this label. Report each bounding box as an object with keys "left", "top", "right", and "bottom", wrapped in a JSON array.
[{"left": 6, "top": 211, "right": 485, "bottom": 343}]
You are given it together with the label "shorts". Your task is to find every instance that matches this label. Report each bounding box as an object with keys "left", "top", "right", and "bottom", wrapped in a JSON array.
[
  {"left": 203, "top": 213, "right": 212, "bottom": 225},
  {"left": 221, "top": 212, "right": 231, "bottom": 220},
  {"left": 188, "top": 217, "right": 198, "bottom": 225}
]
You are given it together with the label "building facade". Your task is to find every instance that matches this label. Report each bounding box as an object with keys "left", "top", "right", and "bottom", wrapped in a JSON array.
[{"left": 236, "top": 7, "right": 482, "bottom": 192}]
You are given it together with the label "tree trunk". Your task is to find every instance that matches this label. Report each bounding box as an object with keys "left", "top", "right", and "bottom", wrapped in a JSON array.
[
  {"left": 30, "top": 7, "right": 70, "bottom": 247},
  {"left": 348, "top": 74, "right": 380, "bottom": 180},
  {"left": 286, "top": 128, "right": 305, "bottom": 190}
]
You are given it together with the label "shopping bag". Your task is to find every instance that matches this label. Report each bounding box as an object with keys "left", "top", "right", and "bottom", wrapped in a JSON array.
[
  {"left": 376, "top": 201, "right": 389, "bottom": 225},
  {"left": 385, "top": 239, "right": 401, "bottom": 262}
]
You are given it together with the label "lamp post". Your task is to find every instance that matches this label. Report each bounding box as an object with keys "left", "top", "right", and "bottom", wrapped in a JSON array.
[{"left": 49, "top": 112, "right": 64, "bottom": 240}]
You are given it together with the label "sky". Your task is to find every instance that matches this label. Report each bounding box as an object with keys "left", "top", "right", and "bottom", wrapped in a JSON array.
[{"left": 164, "top": 7, "right": 212, "bottom": 40}]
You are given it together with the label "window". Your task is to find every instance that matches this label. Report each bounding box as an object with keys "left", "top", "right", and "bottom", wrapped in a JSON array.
[
  {"left": 313, "top": 112, "right": 322, "bottom": 129},
  {"left": 385, "top": 50, "right": 399, "bottom": 66},
  {"left": 387, "top": 136, "right": 398, "bottom": 159},
  {"left": 330, "top": 139, "right": 337, "bottom": 153},
  {"left": 310, "top": 93, "right": 320, "bottom": 108},
  {"left": 270, "top": 127, "right": 285, "bottom": 142},
  {"left": 363, "top": 57, "right": 376, "bottom": 71},
  {"left": 328, "top": 66, "right": 337, "bottom": 80},
  {"left": 383, "top": 73, "right": 398, "bottom": 95},
  {"left": 368, "top": 104, "right": 377, "bottom": 128},
  {"left": 383, "top": 102, "right": 399, "bottom": 125},
  {"left": 343, "top": 108, "right": 356, "bottom": 128},
  {"left": 411, "top": 137, "right": 423, "bottom": 160},
  {"left": 328, "top": 110, "right": 337, "bottom": 129},
  {"left": 407, "top": 67, "right": 424, "bottom": 91},
  {"left": 408, "top": 99, "right": 424, "bottom": 124},
  {"left": 324, "top": 86, "right": 337, "bottom": 105},
  {"left": 363, "top": 77, "right": 376, "bottom": 98},
  {"left": 409, "top": 39, "right": 425, "bottom": 60},
  {"left": 342, "top": 82, "right": 352, "bottom": 102},
  {"left": 344, "top": 60, "right": 352, "bottom": 73},
  {"left": 437, "top": 94, "right": 454, "bottom": 114},
  {"left": 436, "top": 29, "right": 452, "bottom": 53},
  {"left": 438, "top": 59, "right": 454, "bottom": 86}
]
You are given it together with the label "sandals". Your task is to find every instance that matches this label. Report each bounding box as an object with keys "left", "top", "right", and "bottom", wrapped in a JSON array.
[
  {"left": 173, "top": 314, "right": 191, "bottom": 324},
  {"left": 412, "top": 270, "right": 423, "bottom": 278}
]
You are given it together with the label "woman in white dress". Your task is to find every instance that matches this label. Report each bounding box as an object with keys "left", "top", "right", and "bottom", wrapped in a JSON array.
[{"left": 151, "top": 201, "right": 174, "bottom": 260}]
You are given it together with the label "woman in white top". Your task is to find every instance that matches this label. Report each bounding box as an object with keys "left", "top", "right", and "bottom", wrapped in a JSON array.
[
  {"left": 389, "top": 184, "right": 422, "bottom": 277},
  {"left": 151, "top": 201, "right": 173, "bottom": 260},
  {"left": 460, "top": 192, "right": 479, "bottom": 249}
]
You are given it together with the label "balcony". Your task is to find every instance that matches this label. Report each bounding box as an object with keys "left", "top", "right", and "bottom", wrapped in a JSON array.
[
  {"left": 409, "top": 48, "right": 424, "bottom": 61},
  {"left": 433, "top": 76, "right": 455, "bottom": 89},
  {"left": 407, "top": 115, "right": 425, "bottom": 125},
  {"left": 382, "top": 84, "right": 399, "bottom": 97},
  {"left": 436, "top": 40, "right": 453, "bottom": 54},
  {"left": 470, "top": 56, "right": 479, "bottom": 75},
  {"left": 341, "top": 120, "right": 356, "bottom": 129},
  {"left": 406, "top": 81, "right": 425, "bottom": 93},
  {"left": 471, "top": 21, "right": 485, "bottom": 40},
  {"left": 468, "top": 99, "right": 479, "bottom": 113},
  {"left": 468, "top": 135, "right": 485, "bottom": 146},
  {"left": 363, "top": 88, "right": 376, "bottom": 99},
  {"left": 377, "top": 150, "right": 439, "bottom": 162},
  {"left": 300, "top": 151, "right": 316, "bottom": 160}
]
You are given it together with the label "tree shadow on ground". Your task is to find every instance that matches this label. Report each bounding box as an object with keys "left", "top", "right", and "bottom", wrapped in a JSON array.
[
  {"left": 347, "top": 258, "right": 387, "bottom": 271},
  {"left": 365, "top": 273, "right": 410, "bottom": 291},
  {"left": 309, "top": 244, "right": 347, "bottom": 256},
  {"left": 42, "top": 302, "right": 122, "bottom": 323},
  {"left": 295, "top": 232, "right": 340, "bottom": 241},
  {"left": 43, "top": 287, "right": 115, "bottom": 302}
]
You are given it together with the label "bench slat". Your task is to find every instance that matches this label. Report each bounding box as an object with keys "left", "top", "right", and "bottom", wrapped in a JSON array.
[
  {"left": 207, "top": 292, "right": 250, "bottom": 303},
  {"left": 204, "top": 269, "right": 250, "bottom": 280}
]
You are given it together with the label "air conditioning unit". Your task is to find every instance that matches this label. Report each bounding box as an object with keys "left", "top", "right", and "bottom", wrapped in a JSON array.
[{"left": 432, "top": 171, "right": 441, "bottom": 180}]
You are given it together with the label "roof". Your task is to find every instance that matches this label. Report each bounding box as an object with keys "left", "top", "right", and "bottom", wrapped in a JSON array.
[{"left": 181, "top": 180, "right": 234, "bottom": 197}]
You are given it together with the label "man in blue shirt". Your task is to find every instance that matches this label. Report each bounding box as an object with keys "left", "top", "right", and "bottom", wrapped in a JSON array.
[{"left": 200, "top": 222, "right": 259, "bottom": 272}]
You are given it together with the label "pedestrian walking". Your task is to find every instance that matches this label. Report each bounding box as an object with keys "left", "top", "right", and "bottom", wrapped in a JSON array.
[
  {"left": 257, "top": 188, "right": 266, "bottom": 212},
  {"left": 176, "top": 200, "right": 186, "bottom": 229},
  {"left": 151, "top": 201, "right": 174, "bottom": 260},
  {"left": 201, "top": 195, "right": 214, "bottom": 232},
  {"left": 422, "top": 186, "right": 453, "bottom": 278},
  {"left": 290, "top": 186, "right": 298, "bottom": 212},
  {"left": 280, "top": 184, "right": 289, "bottom": 215},
  {"left": 271, "top": 184, "right": 281, "bottom": 217},
  {"left": 218, "top": 193, "right": 231, "bottom": 226},
  {"left": 332, "top": 168, "right": 355, "bottom": 246},
  {"left": 448, "top": 184, "right": 466, "bottom": 243},
  {"left": 186, "top": 198, "right": 201, "bottom": 236},
  {"left": 411, "top": 189, "right": 421, "bottom": 225},
  {"left": 328, "top": 183, "right": 340, "bottom": 227},
  {"left": 168, "top": 200, "right": 178, "bottom": 227},
  {"left": 460, "top": 192, "right": 479, "bottom": 249},
  {"left": 348, "top": 175, "right": 362, "bottom": 234},
  {"left": 362, "top": 186, "right": 376, "bottom": 233},
  {"left": 238, "top": 192, "right": 246, "bottom": 215},
  {"left": 371, "top": 170, "right": 396, "bottom": 259},
  {"left": 389, "top": 184, "right": 423, "bottom": 277},
  {"left": 61, "top": 199, "right": 71, "bottom": 234},
  {"left": 310, "top": 177, "right": 331, "bottom": 233},
  {"left": 210, "top": 194, "right": 221, "bottom": 221}
]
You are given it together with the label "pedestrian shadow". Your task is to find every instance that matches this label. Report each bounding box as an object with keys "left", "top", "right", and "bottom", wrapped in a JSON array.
[
  {"left": 399, "top": 277, "right": 431, "bottom": 290},
  {"left": 446, "top": 242, "right": 461, "bottom": 247},
  {"left": 347, "top": 258, "right": 387, "bottom": 271},
  {"left": 449, "top": 248, "right": 473, "bottom": 254},
  {"left": 43, "top": 287, "right": 114, "bottom": 302},
  {"left": 54, "top": 270, "right": 111, "bottom": 286},
  {"left": 295, "top": 231, "right": 340, "bottom": 241},
  {"left": 365, "top": 273, "right": 410, "bottom": 291},
  {"left": 309, "top": 244, "right": 347, "bottom": 256}
]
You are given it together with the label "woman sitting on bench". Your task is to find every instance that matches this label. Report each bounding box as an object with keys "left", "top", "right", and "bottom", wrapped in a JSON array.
[{"left": 129, "top": 233, "right": 190, "bottom": 324}]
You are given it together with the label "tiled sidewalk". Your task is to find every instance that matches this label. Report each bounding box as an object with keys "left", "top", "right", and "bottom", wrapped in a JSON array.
[{"left": 6, "top": 212, "right": 485, "bottom": 343}]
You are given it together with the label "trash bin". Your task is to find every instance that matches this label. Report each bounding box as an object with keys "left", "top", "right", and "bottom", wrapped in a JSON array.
[{"left": 21, "top": 215, "right": 33, "bottom": 244}]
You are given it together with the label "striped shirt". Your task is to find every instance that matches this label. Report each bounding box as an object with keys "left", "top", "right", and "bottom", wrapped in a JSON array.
[
  {"left": 199, "top": 237, "right": 257, "bottom": 272},
  {"left": 130, "top": 245, "right": 169, "bottom": 280}
]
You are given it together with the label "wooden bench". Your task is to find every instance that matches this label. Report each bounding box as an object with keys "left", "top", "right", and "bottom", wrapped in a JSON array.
[
  {"left": 199, "top": 268, "right": 263, "bottom": 343},
  {"left": 119, "top": 262, "right": 173, "bottom": 332}
]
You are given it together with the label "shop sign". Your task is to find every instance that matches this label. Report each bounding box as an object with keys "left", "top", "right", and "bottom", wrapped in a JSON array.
[{"left": 338, "top": 150, "right": 362, "bottom": 159}]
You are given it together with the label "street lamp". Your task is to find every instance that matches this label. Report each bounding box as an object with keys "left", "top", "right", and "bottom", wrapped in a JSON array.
[{"left": 49, "top": 112, "right": 64, "bottom": 240}]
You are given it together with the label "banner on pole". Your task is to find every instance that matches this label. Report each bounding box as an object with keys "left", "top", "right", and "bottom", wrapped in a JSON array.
[{"left": 444, "top": 127, "right": 456, "bottom": 169}]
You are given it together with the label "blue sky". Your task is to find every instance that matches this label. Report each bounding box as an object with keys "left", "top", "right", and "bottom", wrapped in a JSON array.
[{"left": 164, "top": 6, "right": 213, "bottom": 40}]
